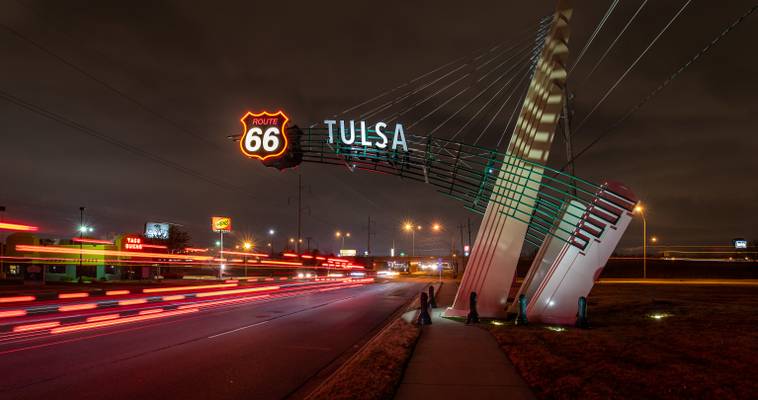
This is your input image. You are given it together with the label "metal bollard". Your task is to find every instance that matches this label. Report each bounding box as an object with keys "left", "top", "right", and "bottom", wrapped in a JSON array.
[
  {"left": 516, "top": 294, "right": 528, "bottom": 326},
  {"left": 576, "top": 296, "right": 589, "bottom": 328},
  {"left": 466, "top": 291, "right": 479, "bottom": 324},
  {"left": 428, "top": 286, "right": 437, "bottom": 308},
  {"left": 418, "top": 292, "right": 432, "bottom": 325}
]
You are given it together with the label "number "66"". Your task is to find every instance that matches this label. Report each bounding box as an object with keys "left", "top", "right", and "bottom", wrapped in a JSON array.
[{"left": 244, "top": 127, "right": 280, "bottom": 153}]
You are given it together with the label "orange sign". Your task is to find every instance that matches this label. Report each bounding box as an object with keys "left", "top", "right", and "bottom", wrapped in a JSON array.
[
  {"left": 212, "top": 216, "right": 232, "bottom": 232},
  {"left": 239, "top": 110, "right": 289, "bottom": 161}
]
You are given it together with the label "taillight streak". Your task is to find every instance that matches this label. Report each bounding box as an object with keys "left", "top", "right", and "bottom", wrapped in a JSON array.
[
  {"left": 0, "top": 296, "right": 35, "bottom": 303},
  {"left": 59, "top": 303, "right": 97, "bottom": 312},
  {"left": 143, "top": 283, "right": 236, "bottom": 294},
  {"left": 51, "top": 308, "right": 199, "bottom": 334},
  {"left": 13, "top": 321, "right": 61, "bottom": 333}
]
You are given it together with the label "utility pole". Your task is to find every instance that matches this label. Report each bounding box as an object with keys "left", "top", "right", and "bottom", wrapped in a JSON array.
[
  {"left": 0, "top": 206, "right": 5, "bottom": 277},
  {"left": 367, "top": 215, "right": 371, "bottom": 256},
  {"left": 467, "top": 217, "right": 472, "bottom": 249},
  {"left": 79, "top": 207, "right": 84, "bottom": 274},
  {"left": 562, "top": 86, "right": 577, "bottom": 196},
  {"left": 296, "top": 174, "right": 302, "bottom": 253},
  {"left": 459, "top": 223, "right": 465, "bottom": 255}
]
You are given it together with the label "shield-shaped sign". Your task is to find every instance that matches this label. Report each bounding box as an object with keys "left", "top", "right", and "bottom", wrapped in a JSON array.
[{"left": 239, "top": 110, "right": 290, "bottom": 161}]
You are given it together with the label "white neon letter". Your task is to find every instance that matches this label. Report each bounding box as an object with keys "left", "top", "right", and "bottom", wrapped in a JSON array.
[
  {"left": 324, "top": 120, "right": 337, "bottom": 143},
  {"left": 392, "top": 123, "right": 408, "bottom": 151},
  {"left": 359, "top": 121, "right": 371, "bottom": 146},
  {"left": 341, "top": 120, "right": 355, "bottom": 145},
  {"left": 374, "top": 122, "right": 388, "bottom": 149}
]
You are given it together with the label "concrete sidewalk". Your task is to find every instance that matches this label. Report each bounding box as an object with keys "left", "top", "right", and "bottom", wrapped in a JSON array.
[{"left": 395, "top": 281, "right": 535, "bottom": 400}]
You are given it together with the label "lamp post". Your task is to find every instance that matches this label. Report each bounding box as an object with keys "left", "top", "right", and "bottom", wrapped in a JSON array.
[
  {"left": 79, "top": 207, "right": 84, "bottom": 272},
  {"left": 335, "top": 231, "right": 350, "bottom": 252},
  {"left": 268, "top": 228, "right": 276, "bottom": 253},
  {"left": 639, "top": 205, "right": 647, "bottom": 279},
  {"left": 243, "top": 241, "right": 252, "bottom": 277},
  {"left": 0, "top": 206, "right": 5, "bottom": 277},
  {"left": 402, "top": 222, "right": 422, "bottom": 257}
]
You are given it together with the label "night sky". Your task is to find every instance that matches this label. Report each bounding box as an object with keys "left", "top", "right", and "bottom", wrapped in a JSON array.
[{"left": 1, "top": 0, "right": 756, "bottom": 255}]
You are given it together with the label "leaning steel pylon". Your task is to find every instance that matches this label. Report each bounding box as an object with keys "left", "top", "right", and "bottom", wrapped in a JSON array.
[{"left": 445, "top": 0, "right": 575, "bottom": 319}]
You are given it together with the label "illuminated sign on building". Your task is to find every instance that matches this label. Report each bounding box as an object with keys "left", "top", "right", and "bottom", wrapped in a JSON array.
[
  {"left": 124, "top": 236, "right": 143, "bottom": 251},
  {"left": 212, "top": 216, "right": 232, "bottom": 232},
  {"left": 324, "top": 120, "right": 408, "bottom": 152},
  {"left": 339, "top": 249, "right": 357, "bottom": 257},
  {"left": 239, "top": 111, "right": 290, "bottom": 161},
  {"left": 734, "top": 239, "right": 748, "bottom": 249},
  {"left": 145, "top": 222, "right": 170, "bottom": 239}
]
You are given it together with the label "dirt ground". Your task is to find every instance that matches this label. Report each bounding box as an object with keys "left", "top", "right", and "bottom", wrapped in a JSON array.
[
  {"left": 491, "top": 284, "right": 758, "bottom": 400},
  {"left": 306, "top": 317, "right": 420, "bottom": 400}
]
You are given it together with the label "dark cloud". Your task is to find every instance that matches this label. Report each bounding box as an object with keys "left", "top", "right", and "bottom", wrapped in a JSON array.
[{"left": 1, "top": 0, "right": 756, "bottom": 255}]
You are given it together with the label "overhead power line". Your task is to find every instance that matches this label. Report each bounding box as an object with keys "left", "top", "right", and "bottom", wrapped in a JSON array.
[
  {"left": 561, "top": 3, "right": 758, "bottom": 169},
  {"left": 0, "top": 20, "right": 226, "bottom": 154},
  {"left": 0, "top": 88, "right": 256, "bottom": 198}
]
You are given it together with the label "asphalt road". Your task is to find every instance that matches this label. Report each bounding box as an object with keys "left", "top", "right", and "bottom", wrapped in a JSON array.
[{"left": 0, "top": 281, "right": 425, "bottom": 400}]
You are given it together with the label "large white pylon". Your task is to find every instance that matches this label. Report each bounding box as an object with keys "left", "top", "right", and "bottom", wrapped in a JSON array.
[{"left": 444, "top": 0, "right": 573, "bottom": 319}]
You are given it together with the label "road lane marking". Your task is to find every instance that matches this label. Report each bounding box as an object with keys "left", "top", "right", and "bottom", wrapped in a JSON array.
[
  {"left": 207, "top": 320, "right": 270, "bottom": 339},
  {"left": 205, "top": 294, "right": 359, "bottom": 340}
]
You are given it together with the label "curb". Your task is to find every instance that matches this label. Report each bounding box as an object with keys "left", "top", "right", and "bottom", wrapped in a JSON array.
[{"left": 302, "top": 281, "right": 442, "bottom": 400}]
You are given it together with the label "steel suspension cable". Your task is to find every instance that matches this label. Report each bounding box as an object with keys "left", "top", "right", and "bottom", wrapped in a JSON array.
[
  {"left": 425, "top": 30, "right": 548, "bottom": 139},
  {"left": 560, "top": 2, "right": 757, "bottom": 170},
  {"left": 474, "top": 59, "right": 536, "bottom": 145},
  {"left": 570, "top": 0, "right": 621, "bottom": 73},
  {"left": 576, "top": 0, "right": 649, "bottom": 89},
  {"left": 330, "top": 15, "right": 552, "bottom": 126},
  {"left": 385, "top": 34, "right": 543, "bottom": 129},
  {"left": 457, "top": 56, "right": 538, "bottom": 144},
  {"left": 359, "top": 18, "right": 546, "bottom": 124},
  {"left": 572, "top": 0, "right": 692, "bottom": 135}
]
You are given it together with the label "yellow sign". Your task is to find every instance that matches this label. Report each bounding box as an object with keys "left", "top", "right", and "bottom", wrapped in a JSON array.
[{"left": 212, "top": 216, "right": 232, "bottom": 232}]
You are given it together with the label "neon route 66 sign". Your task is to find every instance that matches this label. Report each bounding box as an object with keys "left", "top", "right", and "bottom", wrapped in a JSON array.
[{"left": 239, "top": 110, "right": 289, "bottom": 161}]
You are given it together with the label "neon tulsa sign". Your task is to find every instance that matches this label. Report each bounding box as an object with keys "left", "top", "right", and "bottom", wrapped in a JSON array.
[{"left": 324, "top": 120, "right": 408, "bottom": 152}]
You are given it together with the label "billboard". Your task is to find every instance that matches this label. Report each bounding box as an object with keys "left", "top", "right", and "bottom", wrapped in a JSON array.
[
  {"left": 734, "top": 239, "right": 748, "bottom": 249},
  {"left": 339, "top": 249, "right": 357, "bottom": 257},
  {"left": 144, "top": 222, "right": 170, "bottom": 239},
  {"left": 212, "top": 216, "right": 232, "bottom": 232}
]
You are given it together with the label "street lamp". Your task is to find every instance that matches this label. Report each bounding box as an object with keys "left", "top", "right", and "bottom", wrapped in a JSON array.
[
  {"left": 634, "top": 204, "right": 648, "bottom": 279},
  {"left": 242, "top": 241, "right": 253, "bottom": 276},
  {"left": 402, "top": 222, "right": 421, "bottom": 257},
  {"left": 335, "top": 231, "right": 350, "bottom": 250}
]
